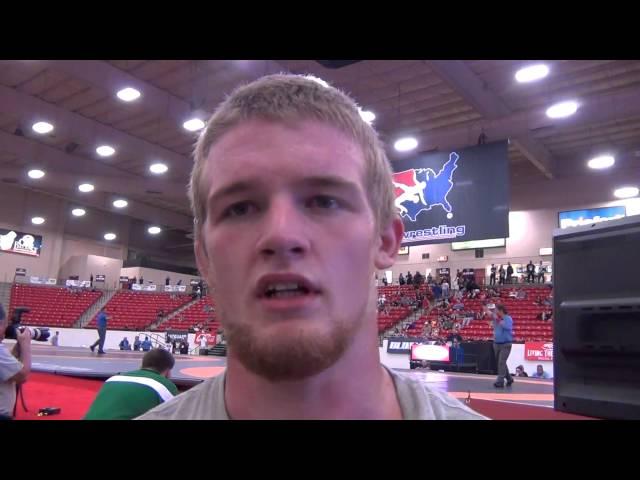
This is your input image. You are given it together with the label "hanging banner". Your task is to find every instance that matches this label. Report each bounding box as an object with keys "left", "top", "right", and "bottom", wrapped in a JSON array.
[
  {"left": 0, "top": 229, "right": 43, "bottom": 256},
  {"left": 393, "top": 141, "right": 509, "bottom": 246}
]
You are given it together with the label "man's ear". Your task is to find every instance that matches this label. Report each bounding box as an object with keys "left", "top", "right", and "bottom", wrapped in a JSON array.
[{"left": 374, "top": 216, "right": 404, "bottom": 270}]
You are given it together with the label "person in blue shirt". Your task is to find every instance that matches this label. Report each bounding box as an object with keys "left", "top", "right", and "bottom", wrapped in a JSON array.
[
  {"left": 119, "top": 337, "right": 131, "bottom": 351},
  {"left": 90, "top": 310, "right": 109, "bottom": 355},
  {"left": 531, "top": 364, "right": 551, "bottom": 379},
  {"left": 485, "top": 304, "right": 513, "bottom": 388},
  {"left": 141, "top": 336, "right": 152, "bottom": 352}
]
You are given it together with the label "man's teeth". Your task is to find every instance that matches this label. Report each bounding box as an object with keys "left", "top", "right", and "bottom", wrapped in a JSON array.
[{"left": 265, "top": 282, "right": 310, "bottom": 297}]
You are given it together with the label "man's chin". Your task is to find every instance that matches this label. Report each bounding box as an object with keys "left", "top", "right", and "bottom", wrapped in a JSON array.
[{"left": 226, "top": 322, "right": 356, "bottom": 383}]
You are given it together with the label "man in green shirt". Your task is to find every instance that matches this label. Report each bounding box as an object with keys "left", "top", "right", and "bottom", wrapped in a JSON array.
[{"left": 84, "top": 348, "right": 179, "bottom": 420}]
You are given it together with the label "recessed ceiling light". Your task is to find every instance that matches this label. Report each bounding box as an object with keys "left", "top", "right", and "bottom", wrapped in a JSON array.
[
  {"left": 104, "top": 233, "right": 117, "bottom": 241},
  {"left": 28, "top": 169, "right": 45, "bottom": 179},
  {"left": 515, "top": 64, "right": 550, "bottom": 83},
  {"left": 394, "top": 137, "right": 419, "bottom": 152},
  {"left": 31, "top": 216, "right": 45, "bottom": 225},
  {"left": 78, "top": 183, "right": 95, "bottom": 193},
  {"left": 96, "top": 145, "right": 115, "bottom": 157},
  {"left": 149, "top": 163, "right": 168, "bottom": 174},
  {"left": 183, "top": 118, "right": 205, "bottom": 132},
  {"left": 116, "top": 87, "right": 141, "bottom": 102},
  {"left": 614, "top": 186, "right": 639, "bottom": 199},
  {"left": 71, "top": 208, "right": 86, "bottom": 217},
  {"left": 359, "top": 109, "right": 376, "bottom": 124},
  {"left": 546, "top": 100, "right": 579, "bottom": 119},
  {"left": 32, "top": 122, "right": 54, "bottom": 134},
  {"left": 587, "top": 155, "right": 615, "bottom": 170},
  {"left": 113, "top": 199, "right": 128, "bottom": 208},
  {"left": 148, "top": 226, "right": 162, "bottom": 235}
]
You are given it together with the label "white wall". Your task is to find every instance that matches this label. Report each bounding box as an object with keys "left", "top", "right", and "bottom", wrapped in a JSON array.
[
  {"left": 120, "top": 266, "right": 202, "bottom": 287},
  {"left": 3, "top": 327, "right": 198, "bottom": 352},
  {"left": 386, "top": 196, "right": 640, "bottom": 283}
]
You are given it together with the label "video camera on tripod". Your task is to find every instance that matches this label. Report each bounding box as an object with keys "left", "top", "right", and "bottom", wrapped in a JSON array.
[{"left": 2, "top": 305, "right": 50, "bottom": 342}]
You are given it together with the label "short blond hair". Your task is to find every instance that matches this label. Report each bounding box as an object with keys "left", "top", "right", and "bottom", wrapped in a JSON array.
[{"left": 189, "top": 73, "right": 396, "bottom": 233}]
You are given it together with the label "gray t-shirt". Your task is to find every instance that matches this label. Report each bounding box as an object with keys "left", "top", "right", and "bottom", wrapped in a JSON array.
[
  {"left": 137, "top": 366, "right": 487, "bottom": 420},
  {"left": 0, "top": 343, "right": 22, "bottom": 417}
]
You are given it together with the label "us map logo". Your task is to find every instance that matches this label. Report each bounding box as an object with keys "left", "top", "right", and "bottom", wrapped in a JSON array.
[{"left": 393, "top": 152, "right": 467, "bottom": 242}]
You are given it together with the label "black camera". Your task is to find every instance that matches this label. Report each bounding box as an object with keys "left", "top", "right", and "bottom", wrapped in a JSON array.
[{"left": 4, "top": 306, "right": 50, "bottom": 342}]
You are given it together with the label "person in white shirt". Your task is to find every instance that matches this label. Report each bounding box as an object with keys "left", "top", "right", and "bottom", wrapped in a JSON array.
[{"left": 137, "top": 74, "right": 485, "bottom": 421}]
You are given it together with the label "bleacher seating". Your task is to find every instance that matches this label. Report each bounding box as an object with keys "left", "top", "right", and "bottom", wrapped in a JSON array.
[
  {"left": 404, "top": 285, "right": 553, "bottom": 343},
  {"left": 9, "top": 284, "right": 103, "bottom": 328},
  {"left": 377, "top": 285, "right": 427, "bottom": 333},
  {"left": 154, "top": 296, "right": 219, "bottom": 333},
  {"left": 86, "top": 291, "right": 192, "bottom": 330}
]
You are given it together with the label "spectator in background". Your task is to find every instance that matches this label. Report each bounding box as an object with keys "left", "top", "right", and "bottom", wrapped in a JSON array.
[
  {"left": 398, "top": 273, "right": 405, "bottom": 285},
  {"left": 90, "top": 310, "right": 108, "bottom": 355},
  {"left": 139, "top": 277, "right": 144, "bottom": 285},
  {"left": 179, "top": 341, "right": 189, "bottom": 355},
  {"left": 498, "top": 265, "right": 505, "bottom": 285},
  {"left": 506, "top": 263, "right": 514, "bottom": 284},
  {"left": 526, "top": 260, "right": 536, "bottom": 283},
  {"left": 427, "top": 272, "right": 433, "bottom": 285},
  {"left": 84, "top": 348, "right": 178, "bottom": 420},
  {"left": 133, "top": 336, "right": 141, "bottom": 351},
  {"left": 50, "top": 331, "right": 60, "bottom": 347},
  {"left": 515, "top": 365, "right": 528, "bottom": 377},
  {"left": 90, "top": 273, "right": 94, "bottom": 288},
  {"left": 406, "top": 271, "right": 413, "bottom": 285},
  {"left": 119, "top": 337, "right": 131, "bottom": 351},
  {"left": 165, "top": 276, "right": 171, "bottom": 286},
  {"left": 531, "top": 365, "right": 551, "bottom": 379},
  {"left": 441, "top": 279, "right": 449, "bottom": 299},
  {"left": 0, "top": 303, "right": 32, "bottom": 420},
  {"left": 489, "top": 264, "right": 496, "bottom": 286},
  {"left": 141, "top": 336, "right": 152, "bottom": 352},
  {"left": 537, "top": 261, "right": 547, "bottom": 284},
  {"left": 485, "top": 304, "right": 514, "bottom": 389}
]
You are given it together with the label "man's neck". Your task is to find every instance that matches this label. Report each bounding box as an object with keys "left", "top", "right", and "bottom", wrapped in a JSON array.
[{"left": 224, "top": 328, "right": 402, "bottom": 420}]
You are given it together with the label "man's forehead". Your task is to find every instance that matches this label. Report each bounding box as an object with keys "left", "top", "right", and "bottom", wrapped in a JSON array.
[{"left": 202, "top": 122, "right": 366, "bottom": 196}]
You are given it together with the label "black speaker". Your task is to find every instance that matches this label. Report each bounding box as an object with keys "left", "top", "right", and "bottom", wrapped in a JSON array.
[
  {"left": 475, "top": 249, "right": 484, "bottom": 258},
  {"left": 422, "top": 253, "right": 430, "bottom": 260},
  {"left": 553, "top": 216, "right": 640, "bottom": 419}
]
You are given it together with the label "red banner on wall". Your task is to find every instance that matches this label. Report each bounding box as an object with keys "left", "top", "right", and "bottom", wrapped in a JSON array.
[{"left": 525, "top": 342, "right": 554, "bottom": 361}]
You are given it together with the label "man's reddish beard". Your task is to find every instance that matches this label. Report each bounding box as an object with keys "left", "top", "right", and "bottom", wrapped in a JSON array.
[{"left": 220, "top": 306, "right": 367, "bottom": 382}]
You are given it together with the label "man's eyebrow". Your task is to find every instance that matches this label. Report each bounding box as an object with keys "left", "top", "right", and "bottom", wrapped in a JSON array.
[{"left": 208, "top": 175, "right": 362, "bottom": 205}]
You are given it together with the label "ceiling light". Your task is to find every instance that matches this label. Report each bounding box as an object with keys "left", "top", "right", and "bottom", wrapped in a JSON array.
[
  {"left": 32, "top": 122, "right": 54, "bottom": 134},
  {"left": 515, "top": 64, "right": 550, "bottom": 83},
  {"left": 31, "top": 217, "right": 45, "bottom": 225},
  {"left": 116, "top": 87, "right": 141, "bottom": 102},
  {"left": 113, "top": 199, "right": 128, "bottom": 208},
  {"left": 587, "top": 155, "right": 615, "bottom": 170},
  {"left": 149, "top": 163, "right": 168, "bottom": 174},
  {"left": 78, "top": 183, "right": 95, "bottom": 193},
  {"left": 28, "top": 169, "right": 45, "bottom": 179},
  {"left": 96, "top": 145, "right": 115, "bottom": 157},
  {"left": 183, "top": 118, "right": 205, "bottom": 132},
  {"left": 71, "top": 208, "right": 86, "bottom": 217},
  {"left": 614, "top": 186, "right": 639, "bottom": 199},
  {"left": 104, "top": 233, "right": 116, "bottom": 241},
  {"left": 148, "top": 226, "right": 162, "bottom": 235},
  {"left": 359, "top": 109, "right": 376, "bottom": 124},
  {"left": 546, "top": 100, "right": 579, "bottom": 119},
  {"left": 394, "top": 137, "right": 419, "bottom": 152}
]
